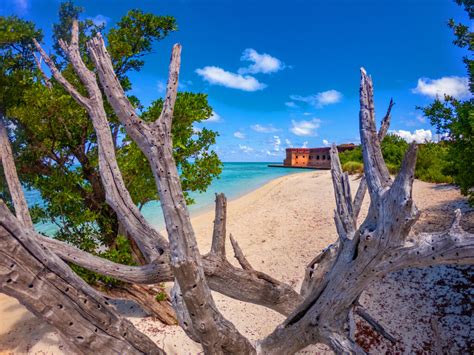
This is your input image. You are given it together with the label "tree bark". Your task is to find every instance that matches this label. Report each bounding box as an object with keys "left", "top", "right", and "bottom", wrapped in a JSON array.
[
  {"left": 0, "top": 119, "right": 34, "bottom": 229},
  {"left": 0, "top": 202, "right": 162, "bottom": 355}
]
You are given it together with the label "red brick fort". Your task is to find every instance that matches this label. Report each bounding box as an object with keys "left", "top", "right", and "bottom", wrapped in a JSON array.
[{"left": 283, "top": 143, "right": 356, "bottom": 169}]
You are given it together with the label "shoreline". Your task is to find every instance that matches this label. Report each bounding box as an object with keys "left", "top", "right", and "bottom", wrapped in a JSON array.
[
  {"left": 0, "top": 171, "right": 472, "bottom": 354},
  {"left": 151, "top": 167, "right": 313, "bottom": 231}
]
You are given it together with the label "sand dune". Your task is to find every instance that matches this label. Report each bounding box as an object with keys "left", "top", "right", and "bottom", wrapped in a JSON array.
[{"left": 1, "top": 171, "right": 472, "bottom": 354}]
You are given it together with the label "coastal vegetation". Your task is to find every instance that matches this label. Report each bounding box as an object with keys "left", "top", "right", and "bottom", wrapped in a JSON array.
[
  {"left": 418, "top": 0, "right": 472, "bottom": 202},
  {"left": 339, "top": 134, "right": 453, "bottom": 184}
]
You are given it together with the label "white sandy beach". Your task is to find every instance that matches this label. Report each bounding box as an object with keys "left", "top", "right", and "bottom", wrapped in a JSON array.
[{"left": 1, "top": 171, "right": 472, "bottom": 354}]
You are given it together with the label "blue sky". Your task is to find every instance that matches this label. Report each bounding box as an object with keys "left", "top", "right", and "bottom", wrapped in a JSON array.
[{"left": 2, "top": 0, "right": 471, "bottom": 161}]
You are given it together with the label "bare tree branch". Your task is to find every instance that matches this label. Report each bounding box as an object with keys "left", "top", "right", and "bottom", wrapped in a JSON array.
[
  {"left": 354, "top": 305, "right": 397, "bottom": 344},
  {"left": 330, "top": 144, "right": 355, "bottom": 241},
  {"left": 0, "top": 120, "right": 34, "bottom": 229},
  {"left": 353, "top": 98, "right": 394, "bottom": 219},
  {"left": 229, "top": 234, "right": 253, "bottom": 271},
  {"left": 33, "top": 39, "right": 90, "bottom": 108},
  {"left": 210, "top": 193, "right": 227, "bottom": 257},
  {"left": 0, "top": 203, "right": 162, "bottom": 354},
  {"left": 34, "top": 21, "right": 168, "bottom": 262},
  {"left": 33, "top": 53, "right": 52, "bottom": 89},
  {"left": 359, "top": 68, "right": 391, "bottom": 198}
]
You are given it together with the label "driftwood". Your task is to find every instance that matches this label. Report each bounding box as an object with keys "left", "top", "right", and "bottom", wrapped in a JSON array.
[
  {"left": 0, "top": 18, "right": 472, "bottom": 354},
  {"left": 0, "top": 120, "right": 34, "bottom": 229},
  {"left": 0, "top": 203, "right": 161, "bottom": 354}
]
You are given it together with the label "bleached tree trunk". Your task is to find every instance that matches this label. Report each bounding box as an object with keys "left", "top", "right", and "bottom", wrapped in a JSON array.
[
  {"left": 0, "top": 119, "right": 34, "bottom": 229},
  {"left": 255, "top": 69, "right": 474, "bottom": 354},
  {"left": 0, "top": 202, "right": 162, "bottom": 354}
]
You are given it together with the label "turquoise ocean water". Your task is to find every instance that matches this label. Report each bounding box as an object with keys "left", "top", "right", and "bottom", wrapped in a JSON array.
[{"left": 28, "top": 162, "right": 308, "bottom": 235}]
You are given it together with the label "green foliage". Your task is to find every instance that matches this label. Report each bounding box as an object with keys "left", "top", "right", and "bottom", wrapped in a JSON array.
[
  {"left": 381, "top": 134, "right": 409, "bottom": 167},
  {"left": 107, "top": 9, "right": 176, "bottom": 86},
  {"left": 419, "top": 0, "right": 473, "bottom": 204},
  {"left": 339, "top": 146, "right": 362, "bottom": 166},
  {"left": 70, "top": 235, "right": 137, "bottom": 288},
  {"left": 155, "top": 291, "right": 167, "bottom": 302},
  {"left": 415, "top": 142, "right": 453, "bottom": 184},
  {"left": 1, "top": 2, "right": 222, "bottom": 288},
  {"left": 119, "top": 92, "right": 222, "bottom": 208},
  {"left": 339, "top": 135, "right": 453, "bottom": 184},
  {"left": 342, "top": 161, "right": 364, "bottom": 175}
]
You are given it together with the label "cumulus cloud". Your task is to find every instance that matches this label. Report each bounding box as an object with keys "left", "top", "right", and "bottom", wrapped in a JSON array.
[
  {"left": 196, "top": 66, "right": 266, "bottom": 91},
  {"left": 239, "top": 144, "right": 254, "bottom": 153},
  {"left": 416, "top": 114, "right": 426, "bottom": 124},
  {"left": 238, "top": 48, "right": 285, "bottom": 74},
  {"left": 290, "top": 118, "right": 321, "bottom": 136},
  {"left": 89, "top": 14, "right": 110, "bottom": 26},
  {"left": 285, "top": 138, "right": 292, "bottom": 147},
  {"left": 205, "top": 111, "right": 222, "bottom": 123},
  {"left": 251, "top": 124, "right": 279, "bottom": 133},
  {"left": 272, "top": 135, "right": 281, "bottom": 151},
  {"left": 157, "top": 80, "right": 166, "bottom": 94},
  {"left": 391, "top": 129, "right": 433, "bottom": 143},
  {"left": 285, "top": 101, "right": 298, "bottom": 108},
  {"left": 322, "top": 139, "right": 330, "bottom": 146},
  {"left": 233, "top": 131, "right": 245, "bottom": 139},
  {"left": 301, "top": 141, "right": 308, "bottom": 148},
  {"left": 291, "top": 89, "right": 342, "bottom": 108},
  {"left": 265, "top": 149, "right": 279, "bottom": 156},
  {"left": 192, "top": 126, "right": 202, "bottom": 134},
  {"left": 412, "top": 76, "right": 470, "bottom": 99}
]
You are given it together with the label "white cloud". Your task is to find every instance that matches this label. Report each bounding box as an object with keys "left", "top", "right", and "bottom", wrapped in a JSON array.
[
  {"left": 391, "top": 129, "right": 433, "bottom": 143},
  {"left": 192, "top": 126, "right": 202, "bottom": 134},
  {"left": 291, "top": 89, "right": 342, "bottom": 108},
  {"left": 416, "top": 114, "right": 426, "bottom": 124},
  {"left": 301, "top": 141, "right": 308, "bottom": 148},
  {"left": 233, "top": 131, "right": 245, "bottom": 139},
  {"left": 205, "top": 111, "right": 222, "bottom": 123},
  {"left": 238, "top": 48, "right": 285, "bottom": 74},
  {"left": 290, "top": 118, "right": 321, "bottom": 136},
  {"left": 251, "top": 124, "right": 279, "bottom": 133},
  {"left": 265, "top": 149, "right": 279, "bottom": 156},
  {"left": 315, "top": 90, "right": 343, "bottom": 106},
  {"left": 285, "top": 101, "right": 298, "bottom": 108},
  {"left": 322, "top": 139, "right": 330, "bottom": 146},
  {"left": 285, "top": 138, "right": 292, "bottom": 147},
  {"left": 272, "top": 135, "right": 281, "bottom": 151},
  {"left": 412, "top": 76, "right": 470, "bottom": 99},
  {"left": 239, "top": 144, "right": 254, "bottom": 153},
  {"left": 157, "top": 80, "right": 166, "bottom": 94},
  {"left": 89, "top": 14, "right": 110, "bottom": 26},
  {"left": 196, "top": 66, "right": 266, "bottom": 91}
]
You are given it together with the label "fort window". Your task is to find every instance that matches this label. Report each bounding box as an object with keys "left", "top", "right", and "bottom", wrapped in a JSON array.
[
  {"left": 322, "top": 155, "right": 326, "bottom": 160},
  {"left": 317, "top": 155, "right": 320, "bottom": 160},
  {"left": 296, "top": 155, "right": 299, "bottom": 158},
  {"left": 309, "top": 155, "right": 313, "bottom": 159}
]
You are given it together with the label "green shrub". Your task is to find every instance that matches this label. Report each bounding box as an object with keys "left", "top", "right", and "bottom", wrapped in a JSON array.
[
  {"left": 415, "top": 142, "right": 453, "bottom": 183},
  {"left": 339, "top": 147, "right": 362, "bottom": 166},
  {"left": 342, "top": 161, "right": 364, "bottom": 175},
  {"left": 386, "top": 163, "right": 400, "bottom": 175},
  {"left": 338, "top": 136, "right": 453, "bottom": 184}
]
